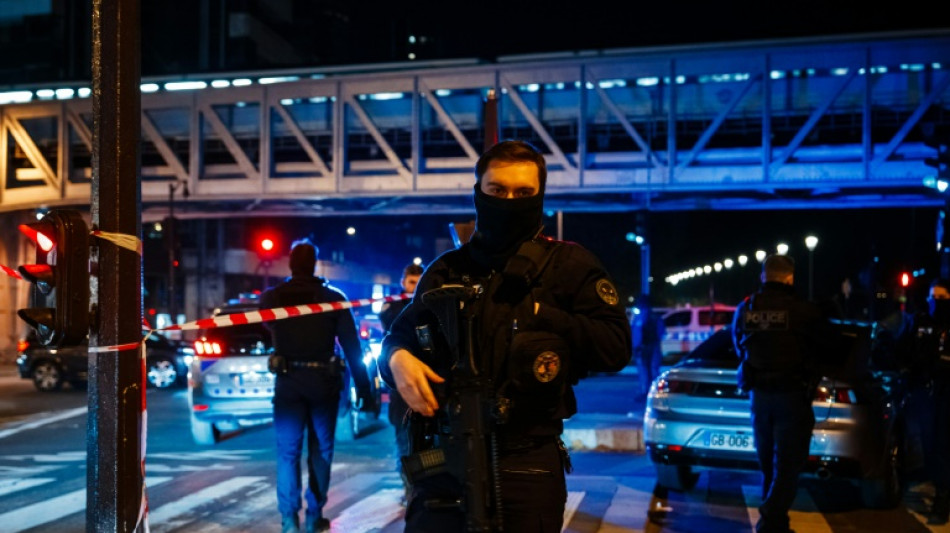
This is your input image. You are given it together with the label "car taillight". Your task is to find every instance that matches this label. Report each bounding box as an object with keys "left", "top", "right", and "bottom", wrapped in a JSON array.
[
  {"left": 194, "top": 340, "right": 223, "bottom": 356},
  {"left": 16, "top": 340, "right": 29, "bottom": 352},
  {"left": 655, "top": 378, "right": 692, "bottom": 394},
  {"left": 814, "top": 385, "right": 856, "bottom": 404},
  {"left": 359, "top": 325, "right": 370, "bottom": 339}
]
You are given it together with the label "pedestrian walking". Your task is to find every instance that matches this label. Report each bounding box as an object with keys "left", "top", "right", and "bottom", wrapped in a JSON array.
[
  {"left": 260, "top": 239, "right": 376, "bottom": 533},
  {"left": 732, "top": 254, "right": 830, "bottom": 533},
  {"left": 378, "top": 140, "right": 632, "bottom": 532},
  {"left": 632, "top": 294, "right": 666, "bottom": 400}
]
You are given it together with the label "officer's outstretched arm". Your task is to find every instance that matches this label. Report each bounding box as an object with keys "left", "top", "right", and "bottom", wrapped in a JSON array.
[{"left": 389, "top": 349, "right": 445, "bottom": 417}]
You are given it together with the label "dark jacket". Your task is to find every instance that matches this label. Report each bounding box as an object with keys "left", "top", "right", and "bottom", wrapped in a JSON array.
[
  {"left": 732, "top": 281, "right": 827, "bottom": 391},
  {"left": 378, "top": 236, "right": 632, "bottom": 436},
  {"left": 260, "top": 275, "right": 371, "bottom": 396},
  {"left": 897, "top": 311, "right": 950, "bottom": 383}
]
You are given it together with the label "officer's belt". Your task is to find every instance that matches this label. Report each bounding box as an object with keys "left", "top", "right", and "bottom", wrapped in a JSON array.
[{"left": 288, "top": 356, "right": 338, "bottom": 369}]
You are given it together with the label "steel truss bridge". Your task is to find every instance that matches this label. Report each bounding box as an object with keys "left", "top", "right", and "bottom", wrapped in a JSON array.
[{"left": 1, "top": 29, "right": 949, "bottom": 219}]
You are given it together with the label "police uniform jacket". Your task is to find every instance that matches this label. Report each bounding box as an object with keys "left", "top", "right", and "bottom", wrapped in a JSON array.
[
  {"left": 378, "top": 236, "right": 632, "bottom": 437},
  {"left": 731, "top": 281, "right": 825, "bottom": 392},
  {"left": 261, "top": 275, "right": 371, "bottom": 396}
]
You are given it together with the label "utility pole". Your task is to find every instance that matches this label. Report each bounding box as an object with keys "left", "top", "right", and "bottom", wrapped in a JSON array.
[
  {"left": 87, "top": 0, "right": 144, "bottom": 531},
  {"left": 167, "top": 180, "right": 188, "bottom": 326}
]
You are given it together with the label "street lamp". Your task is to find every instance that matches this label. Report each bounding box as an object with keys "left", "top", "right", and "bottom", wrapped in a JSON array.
[
  {"left": 755, "top": 250, "right": 767, "bottom": 262},
  {"left": 738, "top": 255, "right": 748, "bottom": 266},
  {"left": 776, "top": 243, "right": 789, "bottom": 255},
  {"left": 805, "top": 235, "right": 819, "bottom": 300}
]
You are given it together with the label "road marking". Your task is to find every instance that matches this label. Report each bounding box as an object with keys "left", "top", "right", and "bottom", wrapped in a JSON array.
[
  {"left": 148, "top": 476, "right": 265, "bottom": 532},
  {"left": 742, "top": 484, "right": 833, "bottom": 533},
  {"left": 331, "top": 487, "right": 403, "bottom": 532},
  {"left": 0, "top": 476, "right": 171, "bottom": 532},
  {"left": 0, "top": 477, "right": 54, "bottom": 497},
  {"left": 563, "top": 490, "right": 585, "bottom": 532},
  {"left": 0, "top": 407, "right": 87, "bottom": 440}
]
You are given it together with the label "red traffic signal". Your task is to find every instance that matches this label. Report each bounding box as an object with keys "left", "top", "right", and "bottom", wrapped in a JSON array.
[
  {"left": 256, "top": 235, "right": 278, "bottom": 261},
  {"left": 17, "top": 210, "right": 89, "bottom": 347},
  {"left": 900, "top": 272, "right": 910, "bottom": 288},
  {"left": 260, "top": 238, "right": 275, "bottom": 252}
]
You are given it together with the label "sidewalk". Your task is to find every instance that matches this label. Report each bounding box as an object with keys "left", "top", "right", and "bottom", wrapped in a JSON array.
[{"left": 561, "top": 365, "right": 647, "bottom": 453}]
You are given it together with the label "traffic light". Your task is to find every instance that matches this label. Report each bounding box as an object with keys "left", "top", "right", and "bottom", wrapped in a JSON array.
[
  {"left": 256, "top": 235, "right": 278, "bottom": 262},
  {"left": 925, "top": 137, "right": 950, "bottom": 180},
  {"left": 900, "top": 271, "right": 911, "bottom": 288},
  {"left": 17, "top": 210, "right": 89, "bottom": 347}
]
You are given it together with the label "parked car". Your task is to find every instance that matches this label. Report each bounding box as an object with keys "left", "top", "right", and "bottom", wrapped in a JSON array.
[
  {"left": 15, "top": 330, "right": 193, "bottom": 391},
  {"left": 188, "top": 293, "right": 382, "bottom": 445},
  {"left": 643, "top": 320, "right": 906, "bottom": 509},
  {"left": 660, "top": 303, "right": 736, "bottom": 364}
]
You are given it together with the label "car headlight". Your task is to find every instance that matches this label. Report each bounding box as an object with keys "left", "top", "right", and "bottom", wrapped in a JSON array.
[{"left": 182, "top": 355, "right": 194, "bottom": 366}]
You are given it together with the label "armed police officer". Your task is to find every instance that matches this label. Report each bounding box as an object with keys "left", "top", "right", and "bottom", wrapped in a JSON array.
[
  {"left": 261, "top": 239, "right": 375, "bottom": 533},
  {"left": 379, "top": 262, "right": 424, "bottom": 504},
  {"left": 378, "top": 140, "right": 632, "bottom": 532},
  {"left": 732, "top": 254, "right": 829, "bottom": 533},
  {"left": 897, "top": 278, "right": 950, "bottom": 523}
]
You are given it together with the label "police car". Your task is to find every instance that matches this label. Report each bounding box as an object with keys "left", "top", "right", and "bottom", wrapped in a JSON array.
[
  {"left": 660, "top": 304, "right": 735, "bottom": 364},
  {"left": 644, "top": 321, "right": 906, "bottom": 509},
  {"left": 188, "top": 294, "right": 276, "bottom": 445},
  {"left": 187, "top": 294, "right": 382, "bottom": 445}
]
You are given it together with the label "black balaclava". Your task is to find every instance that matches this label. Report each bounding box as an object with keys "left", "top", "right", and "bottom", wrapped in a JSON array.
[
  {"left": 930, "top": 298, "right": 950, "bottom": 325},
  {"left": 469, "top": 184, "right": 543, "bottom": 271}
]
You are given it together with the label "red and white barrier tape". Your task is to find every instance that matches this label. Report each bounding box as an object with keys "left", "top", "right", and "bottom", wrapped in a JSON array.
[
  {"left": 160, "top": 293, "right": 411, "bottom": 332},
  {"left": 1, "top": 263, "right": 22, "bottom": 280}
]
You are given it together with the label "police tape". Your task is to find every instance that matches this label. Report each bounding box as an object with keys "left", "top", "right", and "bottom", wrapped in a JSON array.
[
  {"left": 84, "top": 292, "right": 412, "bottom": 354},
  {"left": 160, "top": 293, "right": 411, "bottom": 333},
  {"left": 1, "top": 263, "right": 22, "bottom": 280}
]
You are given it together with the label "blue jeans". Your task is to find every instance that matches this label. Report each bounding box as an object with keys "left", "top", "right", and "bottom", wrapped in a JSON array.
[
  {"left": 750, "top": 388, "right": 814, "bottom": 533},
  {"left": 273, "top": 368, "right": 341, "bottom": 519}
]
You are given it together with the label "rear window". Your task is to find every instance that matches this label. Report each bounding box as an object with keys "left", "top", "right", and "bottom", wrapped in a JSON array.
[
  {"left": 664, "top": 311, "right": 692, "bottom": 327},
  {"left": 680, "top": 329, "right": 738, "bottom": 367},
  {"left": 199, "top": 305, "right": 273, "bottom": 356},
  {"left": 699, "top": 310, "right": 734, "bottom": 326}
]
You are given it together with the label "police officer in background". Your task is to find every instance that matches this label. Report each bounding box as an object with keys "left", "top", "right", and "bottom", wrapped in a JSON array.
[
  {"left": 897, "top": 278, "right": 950, "bottom": 523},
  {"left": 732, "top": 254, "right": 828, "bottom": 533},
  {"left": 260, "top": 239, "right": 375, "bottom": 533},
  {"left": 378, "top": 140, "right": 632, "bottom": 532},
  {"left": 379, "top": 262, "right": 423, "bottom": 504}
]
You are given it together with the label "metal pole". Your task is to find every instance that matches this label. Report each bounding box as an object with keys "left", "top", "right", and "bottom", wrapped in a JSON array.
[
  {"left": 88, "top": 0, "right": 143, "bottom": 530},
  {"left": 808, "top": 250, "right": 815, "bottom": 301},
  {"left": 168, "top": 183, "right": 176, "bottom": 325}
]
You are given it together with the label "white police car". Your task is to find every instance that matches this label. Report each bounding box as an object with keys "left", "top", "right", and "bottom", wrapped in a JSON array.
[{"left": 660, "top": 304, "right": 735, "bottom": 364}]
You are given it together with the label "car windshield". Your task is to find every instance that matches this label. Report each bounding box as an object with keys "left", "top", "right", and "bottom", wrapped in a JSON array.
[{"left": 678, "top": 328, "right": 738, "bottom": 369}]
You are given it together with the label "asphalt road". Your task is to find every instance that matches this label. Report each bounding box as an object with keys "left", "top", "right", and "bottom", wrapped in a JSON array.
[{"left": 2, "top": 367, "right": 950, "bottom": 532}]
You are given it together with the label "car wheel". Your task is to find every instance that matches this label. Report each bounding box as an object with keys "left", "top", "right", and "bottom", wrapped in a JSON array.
[
  {"left": 190, "top": 414, "right": 220, "bottom": 445},
  {"left": 655, "top": 464, "right": 699, "bottom": 492},
  {"left": 861, "top": 440, "right": 903, "bottom": 509},
  {"left": 32, "top": 362, "right": 63, "bottom": 392},
  {"left": 146, "top": 357, "right": 179, "bottom": 389}
]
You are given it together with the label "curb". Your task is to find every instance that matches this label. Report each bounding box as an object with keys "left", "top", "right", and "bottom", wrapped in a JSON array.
[{"left": 561, "top": 413, "right": 644, "bottom": 453}]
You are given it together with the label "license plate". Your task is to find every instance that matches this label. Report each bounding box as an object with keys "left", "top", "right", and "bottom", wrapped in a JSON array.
[
  {"left": 707, "top": 432, "right": 753, "bottom": 451},
  {"left": 238, "top": 373, "right": 273, "bottom": 386}
]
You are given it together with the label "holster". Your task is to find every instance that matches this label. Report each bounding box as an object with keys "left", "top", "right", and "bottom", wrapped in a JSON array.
[{"left": 267, "top": 354, "right": 287, "bottom": 375}]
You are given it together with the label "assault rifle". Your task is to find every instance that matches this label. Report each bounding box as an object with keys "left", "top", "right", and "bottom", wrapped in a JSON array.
[{"left": 405, "top": 283, "right": 505, "bottom": 532}]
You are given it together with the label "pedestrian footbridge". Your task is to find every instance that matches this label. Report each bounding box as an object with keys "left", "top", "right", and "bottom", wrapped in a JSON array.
[{"left": 0, "top": 29, "right": 948, "bottom": 218}]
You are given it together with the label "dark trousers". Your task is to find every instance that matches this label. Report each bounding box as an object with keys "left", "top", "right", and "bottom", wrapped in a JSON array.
[
  {"left": 931, "top": 380, "right": 950, "bottom": 494},
  {"left": 404, "top": 439, "right": 567, "bottom": 532},
  {"left": 273, "top": 369, "right": 342, "bottom": 519},
  {"left": 750, "top": 389, "right": 814, "bottom": 533}
]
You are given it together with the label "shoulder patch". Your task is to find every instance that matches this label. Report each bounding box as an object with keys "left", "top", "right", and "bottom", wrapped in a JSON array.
[{"left": 596, "top": 278, "right": 620, "bottom": 305}]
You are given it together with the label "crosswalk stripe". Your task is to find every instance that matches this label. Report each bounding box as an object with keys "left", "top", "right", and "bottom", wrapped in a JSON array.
[
  {"left": 0, "top": 476, "right": 171, "bottom": 533},
  {"left": 148, "top": 476, "right": 265, "bottom": 532},
  {"left": 742, "top": 484, "right": 833, "bottom": 533},
  {"left": 331, "top": 487, "right": 404, "bottom": 532},
  {"left": 563, "top": 491, "right": 585, "bottom": 532},
  {"left": 0, "top": 477, "right": 54, "bottom": 497}
]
